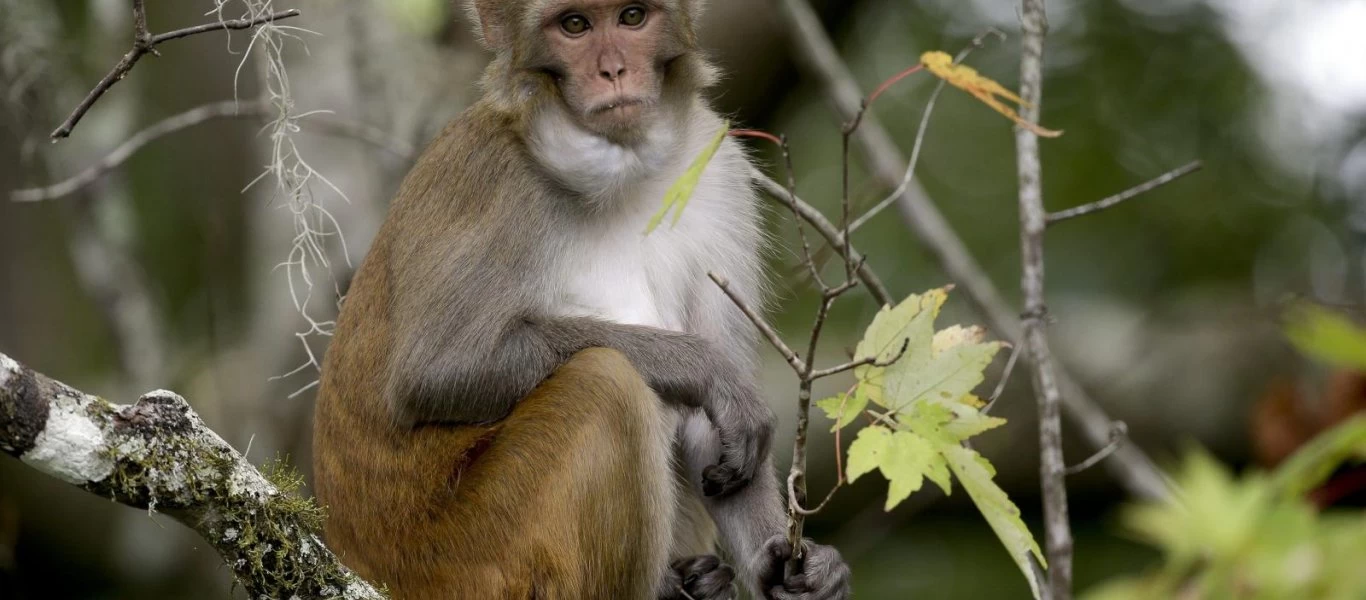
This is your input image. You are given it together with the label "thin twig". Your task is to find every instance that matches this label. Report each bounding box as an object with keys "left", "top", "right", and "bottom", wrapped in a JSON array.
[
  {"left": 1065, "top": 422, "right": 1128, "bottom": 476},
  {"left": 810, "top": 337, "right": 908, "bottom": 380},
  {"left": 709, "top": 272, "right": 807, "bottom": 375},
  {"left": 49, "top": 6, "right": 301, "bottom": 140},
  {"left": 849, "top": 29, "right": 1004, "bottom": 233},
  {"left": 1015, "top": 0, "right": 1073, "bottom": 596},
  {"left": 734, "top": 131, "right": 828, "bottom": 289},
  {"left": 982, "top": 341, "right": 1023, "bottom": 415},
  {"left": 14, "top": 100, "right": 415, "bottom": 202},
  {"left": 752, "top": 171, "right": 893, "bottom": 307},
  {"left": 1047, "top": 161, "right": 1203, "bottom": 225},
  {"left": 788, "top": 470, "right": 842, "bottom": 516},
  {"left": 771, "top": 0, "right": 1169, "bottom": 502}
]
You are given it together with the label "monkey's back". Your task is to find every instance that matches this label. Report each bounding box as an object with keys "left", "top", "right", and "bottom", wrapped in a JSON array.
[{"left": 312, "top": 104, "right": 669, "bottom": 598}]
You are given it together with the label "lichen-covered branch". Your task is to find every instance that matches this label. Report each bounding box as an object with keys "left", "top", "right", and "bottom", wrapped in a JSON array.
[
  {"left": 0, "top": 352, "right": 385, "bottom": 600},
  {"left": 1015, "top": 0, "right": 1073, "bottom": 596}
]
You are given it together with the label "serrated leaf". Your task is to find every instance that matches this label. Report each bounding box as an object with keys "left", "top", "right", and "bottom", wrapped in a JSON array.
[
  {"left": 942, "top": 403, "right": 1009, "bottom": 440},
  {"left": 887, "top": 336, "right": 1004, "bottom": 415},
  {"left": 881, "top": 431, "right": 938, "bottom": 510},
  {"left": 645, "top": 121, "right": 729, "bottom": 234},
  {"left": 1284, "top": 303, "right": 1366, "bottom": 371},
  {"left": 944, "top": 444, "right": 1046, "bottom": 600},
  {"left": 855, "top": 288, "right": 949, "bottom": 404},
  {"left": 817, "top": 392, "right": 867, "bottom": 431},
  {"left": 846, "top": 426, "right": 892, "bottom": 483}
]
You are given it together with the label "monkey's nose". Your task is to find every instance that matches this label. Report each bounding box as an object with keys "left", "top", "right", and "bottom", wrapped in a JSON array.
[{"left": 599, "top": 66, "right": 626, "bottom": 81}]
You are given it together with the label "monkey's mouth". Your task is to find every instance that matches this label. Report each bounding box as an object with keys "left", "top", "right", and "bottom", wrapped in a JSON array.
[{"left": 589, "top": 97, "right": 649, "bottom": 116}]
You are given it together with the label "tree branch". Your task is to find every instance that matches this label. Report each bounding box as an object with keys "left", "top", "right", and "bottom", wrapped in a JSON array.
[
  {"left": 769, "top": 0, "right": 1169, "bottom": 502},
  {"left": 49, "top": 5, "right": 301, "bottom": 140},
  {"left": 15, "top": 100, "right": 415, "bottom": 202},
  {"left": 0, "top": 352, "right": 385, "bottom": 599},
  {"left": 1047, "top": 161, "right": 1203, "bottom": 225},
  {"left": 709, "top": 272, "right": 807, "bottom": 375},
  {"left": 1015, "top": 1, "right": 1073, "bottom": 596},
  {"left": 752, "top": 171, "right": 893, "bottom": 307}
]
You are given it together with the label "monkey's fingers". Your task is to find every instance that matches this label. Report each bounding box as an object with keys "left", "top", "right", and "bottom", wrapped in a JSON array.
[
  {"left": 702, "top": 434, "right": 762, "bottom": 496},
  {"left": 672, "top": 555, "right": 737, "bottom": 600},
  {"left": 760, "top": 536, "right": 852, "bottom": 600}
]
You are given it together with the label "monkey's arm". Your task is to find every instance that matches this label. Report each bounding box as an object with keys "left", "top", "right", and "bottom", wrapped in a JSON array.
[{"left": 387, "top": 313, "right": 773, "bottom": 495}]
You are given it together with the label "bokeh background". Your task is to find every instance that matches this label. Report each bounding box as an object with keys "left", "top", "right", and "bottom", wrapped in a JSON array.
[{"left": 2, "top": 0, "right": 1364, "bottom": 597}]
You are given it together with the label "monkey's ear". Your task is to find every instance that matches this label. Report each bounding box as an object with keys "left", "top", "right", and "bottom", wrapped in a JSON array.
[{"left": 464, "top": 0, "right": 512, "bottom": 50}]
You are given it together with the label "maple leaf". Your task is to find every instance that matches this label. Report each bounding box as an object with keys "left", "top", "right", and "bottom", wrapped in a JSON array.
[{"left": 920, "top": 50, "right": 1063, "bottom": 138}]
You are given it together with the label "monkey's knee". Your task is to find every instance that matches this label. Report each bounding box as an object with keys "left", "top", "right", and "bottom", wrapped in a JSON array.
[{"left": 518, "top": 347, "right": 662, "bottom": 434}]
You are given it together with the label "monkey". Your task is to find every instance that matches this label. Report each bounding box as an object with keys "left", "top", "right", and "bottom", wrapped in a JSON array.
[{"left": 312, "top": 1, "right": 852, "bottom": 598}]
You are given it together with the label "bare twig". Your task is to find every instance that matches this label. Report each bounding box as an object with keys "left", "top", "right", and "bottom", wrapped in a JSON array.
[
  {"left": 50, "top": 5, "right": 300, "bottom": 140},
  {"left": 982, "top": 341, "right": 1024, "bottom": 415},
  {"left": 753, "top": 172, "right": 893, "bottom": 307},
  {"left": 1065, "top": 422, "right": 1128, "bottom": 476},
  {"left": 849, "top": 29, "right": 1004, "bottom": 233},
  {"left": 0, "top": 352, "right": 384, "bottom": 599},
  {"left": 1015, "top": 1, "right": 1073, "bottom": 596},
  {"left": 771, "top": 0, "right": 1169, "bottom": 502},
  {"left": 14, "top": 100, "right": 415, "bottom": 202},
  {"left": 810, "top": 337, "right": 908, "bottom": 380},
  {"left": 1047, "top": 161, "right": 1203, "bottom": 225},
  {"left": 788, "top": 470, "right": 842, "bottom": 516},
  {"left": 709, "top": 273, "right": 807, "bottom": 375}
]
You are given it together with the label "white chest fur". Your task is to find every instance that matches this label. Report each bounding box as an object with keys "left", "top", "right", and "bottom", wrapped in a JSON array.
[{"left": 532, "top": 104, "right": 758, "bottom": 333}]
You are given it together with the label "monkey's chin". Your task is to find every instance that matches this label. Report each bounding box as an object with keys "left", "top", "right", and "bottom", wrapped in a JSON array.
[{"left": 584, "top": 104, "right": 651, "bottom": 145}]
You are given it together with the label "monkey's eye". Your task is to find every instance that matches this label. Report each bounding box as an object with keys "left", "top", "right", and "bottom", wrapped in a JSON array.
[
  {"left": 620, "top": 6, "right": 647, "bottom": 27},
  {"left": 561, "top": 14, "right": 590, "bottom": 35}
]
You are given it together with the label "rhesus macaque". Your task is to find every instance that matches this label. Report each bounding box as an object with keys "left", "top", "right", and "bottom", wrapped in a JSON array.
[{"left": 312, "top": 1, "right": 851, "bottom": 598}]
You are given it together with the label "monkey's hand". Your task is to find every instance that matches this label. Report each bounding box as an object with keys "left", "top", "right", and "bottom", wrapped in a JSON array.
[
  {"left": 753, "top": 535, "right": 852, "bottom": 600},
  {"left": 701, "top": 392, "right": 775, "bottom": 497},
  {"left": 658, "top": 555, "right": 738, "bottom": 600}
]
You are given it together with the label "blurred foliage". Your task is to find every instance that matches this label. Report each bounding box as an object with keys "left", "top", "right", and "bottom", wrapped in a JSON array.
[
  {"left": 1284, "top": 303, "right": 1366, "bottom": 372},
  {"left": 1085, "top": 417, "right": 1366, "bottom": 600}
]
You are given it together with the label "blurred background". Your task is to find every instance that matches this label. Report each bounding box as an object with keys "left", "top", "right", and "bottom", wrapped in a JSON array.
[{"left": 2, "top": 0, "right": 1365, "bottom": 597}]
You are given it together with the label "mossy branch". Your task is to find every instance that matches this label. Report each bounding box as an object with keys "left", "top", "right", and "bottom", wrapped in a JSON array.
[{"left": 0, "top": 352, "right": 385, "bottom": 600}]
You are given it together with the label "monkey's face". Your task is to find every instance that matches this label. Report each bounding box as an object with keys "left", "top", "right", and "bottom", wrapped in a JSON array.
[{"left": 536, "top": 1, "right": 685, "bottom": 142}]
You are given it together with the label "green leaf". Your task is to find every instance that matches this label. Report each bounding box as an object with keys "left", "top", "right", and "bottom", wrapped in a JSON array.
[
  {"left": 886, "top": 324, "right": 1003, "bottom": 414},
  {"left": 1268, "top": 414, "right": 1366, "bottom": 500},
  {"left": 942, "top": 403, "right": 1009, "bottom": 440},
  {"left": 846, "top": 425, "right": 892, "bottom": 483},
  {"left": 944, "top": 444, "right": 1046, "bottom": 600},
  {"left": 1284, "top": 303, "right": 1366, "bottom": 370},
  {"left": 645, "top": 121, "right": 730, "bottom": 234},
  {"left": 854, "top": 288, "right": 949, "bottom": 406},
  {"left": 880, "top": 431, "right": 937, "bottom": 510},
  {"left": 817, "top": 392, "right": 868, "bottom": 431},
  {"left": 845, "top": 425, "right": 945, "bottom": 509}
]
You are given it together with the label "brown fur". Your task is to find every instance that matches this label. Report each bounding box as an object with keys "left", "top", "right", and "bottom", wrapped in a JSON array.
[{"left": 313, "top": 100, "right": 682, "bottom": 597}]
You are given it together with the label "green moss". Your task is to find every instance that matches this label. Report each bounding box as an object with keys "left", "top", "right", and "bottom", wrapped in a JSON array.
[{"left": 96, "top": 409, "right": 377, "bottom": 598}]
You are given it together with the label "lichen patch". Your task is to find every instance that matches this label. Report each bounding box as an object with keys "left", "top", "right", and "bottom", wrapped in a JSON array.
[
  {"left": 21, "top": 391, "right": 113, "bottom": 484},
  {"left": 0, "top": 353, "right": 17, "bottom": 387}
]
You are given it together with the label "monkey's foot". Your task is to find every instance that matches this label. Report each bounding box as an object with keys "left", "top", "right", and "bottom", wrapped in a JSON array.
[{"left": 659, "top": 554, "right": 737, "bottom": 600}]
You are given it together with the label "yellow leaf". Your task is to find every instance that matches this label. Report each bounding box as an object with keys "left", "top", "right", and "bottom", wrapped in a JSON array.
[
  {"left": 646, "top": 121, "right": 729, "bottom": 234},
  {"left": 920, "top": 51, "right": 1063, "bottom": 138}
]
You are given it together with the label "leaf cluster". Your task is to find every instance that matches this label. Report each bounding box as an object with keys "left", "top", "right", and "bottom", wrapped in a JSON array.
[{"left": 816, "top": 287, "right": 1046, "bottom": 598}]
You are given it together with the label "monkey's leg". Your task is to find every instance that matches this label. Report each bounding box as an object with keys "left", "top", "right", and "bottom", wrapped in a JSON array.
[{"left": 348, "top": 348, "right": 677, "bottom": 599}]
